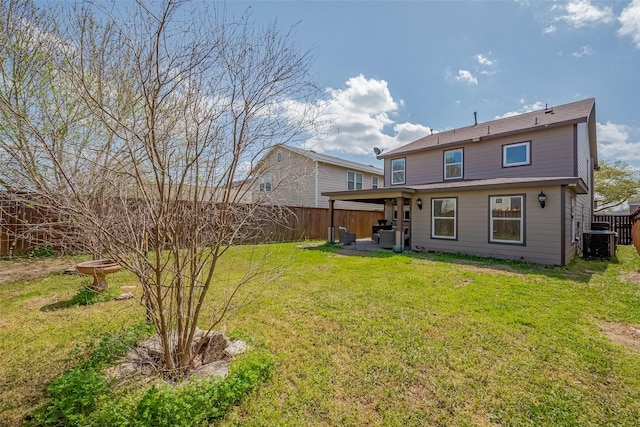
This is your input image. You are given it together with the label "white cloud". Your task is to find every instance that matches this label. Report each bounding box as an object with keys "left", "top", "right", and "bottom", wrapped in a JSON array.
[
  {"left": 496, "top": 101, "right": 546, "bottom": 119},
  {"left": 572, "top": 45, "right": 594, "bottom": 57},
  {"left": 543, "top": 25, "right": 557, "bottom": 34},
  {"left": 618, "top": 0, "right": 640, "bottom": 48},
  {"left": 597, "top": 121, "right": 640, "bottom": 168},
  {"left": 475, "top": 54, "right": 494, "bottom": 66},
  {"left": 302, "top": 75, "right": 431, "bottom": 156},
  {"left": 598, "top": 121, "right": 630, "bottom": 145},
  {"left": 393, "top": 122, "right": 434, "bottom": 144},
  {"left": 557, "top": 0, "right": 615, "bottom": 28},
  {"left": 455, "top": 69, "right": 478, "bottom": 85}
]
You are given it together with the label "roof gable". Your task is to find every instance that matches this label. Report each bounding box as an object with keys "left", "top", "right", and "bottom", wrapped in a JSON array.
[
  {"left": 281, "top": 146, "right": 383, "bottom": 175},
  {"left": 381, "top": 98, "right": 595, "bottom": 158}
]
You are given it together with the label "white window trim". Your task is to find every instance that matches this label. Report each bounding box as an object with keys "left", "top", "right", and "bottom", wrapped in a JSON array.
[
  {"left": 259, "top": 173, "right": 273, "bottom": 192},
  {"left": 371, "top": 176, "right": 379, "bottom": 189},
  {"left": 490, "top": 195, "right": 524, "bottom": 244},
  {"left": 391, "top": 158, "right": 405, "bottom": 185},
  {"left": 347, "top": 171, "right": 363, "bottom": 190},
  {"left": 571, "top": 197, "right": 577, "bottom": 242},
  {"left": 503, "top": 141, "right": 531, "bottom": 167},
  {"left": 393, "top": 204, "right": 410, "bottom": 221},
  {"left": 431, "top": 197, "right": 457, "bottom": 239},
  {"left": 444, "top": 148, "right": 463, "bottom": 180}
]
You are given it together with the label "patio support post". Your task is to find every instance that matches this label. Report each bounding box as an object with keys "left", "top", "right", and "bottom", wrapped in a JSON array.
[
  {"left": 328, "top": 199, "right": 335, "bottom": 243},
  {"left": 396, "top": 196, "right": 404, "bottom": 249}
]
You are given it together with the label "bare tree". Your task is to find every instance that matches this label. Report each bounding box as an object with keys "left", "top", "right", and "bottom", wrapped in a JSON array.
[{"left": 0, "top": 0, "right": 317, "bottom": 376}]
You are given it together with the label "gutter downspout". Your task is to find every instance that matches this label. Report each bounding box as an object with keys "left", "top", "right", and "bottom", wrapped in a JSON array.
[{"left": 314, "top": 161, "right": 319, "bottom": 207}]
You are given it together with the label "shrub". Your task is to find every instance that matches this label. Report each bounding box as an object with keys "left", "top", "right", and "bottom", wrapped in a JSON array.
[
  {"left": 30, "top": 244, "right": 56, "bottom": 258},
  {"left": 33, "top": 368, "right": 108, "bottom": 426},
  {"left": 27, "top": 323, "right": 152, "bottom": 426},
  {"left": 27, "top": 325, "right": 274, "bottom": 427},
  {"left": 68, "top": 285, "right": 119, "bottom": 307},
  {"left": 134, "top": 348, "right": 275, "bottom": 426}
]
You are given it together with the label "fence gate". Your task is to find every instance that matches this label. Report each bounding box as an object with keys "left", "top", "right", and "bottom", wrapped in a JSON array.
[{"left": 593, "top": 214, "right": 633, "bottom": 245}]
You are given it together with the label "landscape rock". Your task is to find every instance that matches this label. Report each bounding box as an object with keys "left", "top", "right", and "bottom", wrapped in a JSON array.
[
  {"left": 224, "top": 340, "right": 247, "bottom": 357},
  {"left": 191, "top": 359, "right": 229, "bottom": 380},
  {"left": 201, "top": 332, "right": 232, "bottom": 364},
  {"left": 107, "top": 328, "right": 242, "bottom": 384},
  {"left": 116, "top": 292, "right": 134, "bottom": 300}
]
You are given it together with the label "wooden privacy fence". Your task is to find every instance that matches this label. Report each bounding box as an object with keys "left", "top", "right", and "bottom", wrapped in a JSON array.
[
  {"left": 1, "top": 197, "right": 383, "bottom": 256},
  {"left": 0, "top": 195, "right": 77, "bottom": 257},
  {"left": 257, "top": 206, "right": 383, "bottom": 242},
  {"left": 593, "top": 213, "right": 633, "bottom": 245}
]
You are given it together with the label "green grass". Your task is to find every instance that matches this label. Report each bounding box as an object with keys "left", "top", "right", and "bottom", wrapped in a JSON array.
[{"left": 1, "top": 244, "right": 640, "bottom": 426}]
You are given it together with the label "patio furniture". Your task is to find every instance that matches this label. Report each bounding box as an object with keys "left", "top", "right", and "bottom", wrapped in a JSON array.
[
  {"left": 372, "top": 224, "right": 393, "bottom": 236},
  {"left": 338, "top": 226, "right": 356, "bottom": 245},
  {"left": 378, "top": 229, "right": 395, "bottom": 249}
]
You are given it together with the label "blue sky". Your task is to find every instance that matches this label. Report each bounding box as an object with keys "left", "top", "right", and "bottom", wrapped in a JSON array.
[{"left": 226, "top": 0, "right": 640, "bottom": 169}]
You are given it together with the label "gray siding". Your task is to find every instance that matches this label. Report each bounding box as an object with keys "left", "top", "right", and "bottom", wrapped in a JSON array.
[
  {"left": 411, "top": 186, "right": 564, "bottom": 265},
  {"left": 563, "top": 188, "right": 592, "bottom": 262},
  {"left": 576, "top": 122, "right": 590, "bottom": 189},
  {"left": 317, "top": 163, "right": 383, "bottom": 210},
  {"left": 391, "top": 125, "right": 577, "bottom": 186},
  {"left": 256, "top": 148, "right": 383, "bottom": 210},
  {"left": 253, "top": 149, "right": 316, "bottom": 206}
]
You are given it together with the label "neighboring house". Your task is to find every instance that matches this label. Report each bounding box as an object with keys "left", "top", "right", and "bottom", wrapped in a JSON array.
[
  {"left": 324, "top": 98, "right": 598, "bottom": 265},
  {"left": 252, "top": 146, "right": 384, "bottom": 211}
]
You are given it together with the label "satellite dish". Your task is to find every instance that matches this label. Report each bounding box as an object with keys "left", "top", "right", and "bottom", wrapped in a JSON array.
[{"left": 373, "top": 147, "right": 382, "bottom": 155}]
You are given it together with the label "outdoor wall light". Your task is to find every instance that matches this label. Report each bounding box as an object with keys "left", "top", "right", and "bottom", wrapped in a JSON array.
[
  {"left": 538, "top": 191, "right": 547, "bottom": 208},
  {"left": 416, "top": 198, "right": 423, "bottom": 210}
]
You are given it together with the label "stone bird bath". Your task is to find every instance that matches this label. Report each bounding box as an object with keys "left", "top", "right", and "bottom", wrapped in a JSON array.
[{"left": 76, "top": 259, "right": 122, "bottom": 292}]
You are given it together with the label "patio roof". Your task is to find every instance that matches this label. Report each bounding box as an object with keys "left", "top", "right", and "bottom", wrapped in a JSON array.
[{"left": 322, "top": 188, "right": 415, "bottom": 204}]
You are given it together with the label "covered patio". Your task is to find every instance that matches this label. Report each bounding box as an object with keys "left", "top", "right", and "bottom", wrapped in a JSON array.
[{"left": 322, "top": 188, "right": 416, "bottom": 251}]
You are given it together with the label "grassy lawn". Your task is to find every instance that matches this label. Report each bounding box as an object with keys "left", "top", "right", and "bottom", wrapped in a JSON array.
[{"left": 1, "top": 244, "right": 640, "bottom": 426}]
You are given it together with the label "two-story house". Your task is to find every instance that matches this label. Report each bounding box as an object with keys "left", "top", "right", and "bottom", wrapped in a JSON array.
[
  {"left": 324, "top": 98, "right": 598, "bottom": 265},
  {"left": 252, "top": 145, "right": 384, "bottom": 211}
]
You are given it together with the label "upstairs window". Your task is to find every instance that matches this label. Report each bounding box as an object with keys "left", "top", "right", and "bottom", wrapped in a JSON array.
[
  {"left": 276, "top": 151, "right": 283, "bottom": 162},
  {"left": 391, "top": 158, "right": 405, "bottom": 185},
  {"left": 503, "top": 141, "right": 531, "bottom": 167},
  {"left": 444, "top": 148, "right": 463, "bottom": 180},
  {"left": 372, "top": 176, "right": 379, "bottom": 189},
  {"left": 259, "top": 173, "right": 273, "bottom": 192},
  {"left": 347, "top": 171, "right": 363, "bottom": 190}
]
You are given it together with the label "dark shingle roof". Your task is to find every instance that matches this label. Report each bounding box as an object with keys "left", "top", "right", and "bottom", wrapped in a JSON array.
[{"left": 380, "top": 98, "right": 595, "bottom": 158}]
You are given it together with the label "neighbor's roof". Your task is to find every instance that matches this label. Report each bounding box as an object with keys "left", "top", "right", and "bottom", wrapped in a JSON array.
[
  {"left": 284, "top": 146, "right": 383, "bottom": 175},
  {"left": 380, "top": 98, "right": 596, "bottom": 158}
]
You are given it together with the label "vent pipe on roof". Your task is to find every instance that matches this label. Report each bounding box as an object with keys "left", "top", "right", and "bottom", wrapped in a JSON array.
[{"left": 474, "top": 111, "right": 477, "bottom": 126}]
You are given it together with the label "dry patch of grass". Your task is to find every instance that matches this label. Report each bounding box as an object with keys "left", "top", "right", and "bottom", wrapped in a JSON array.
[
  {"left": 621, "top": 269, "right": 640, "bottom": 286},
  {"left": 0, "top": 256, "right": 76, "bottom": 285},
  {"left": 601, "top": 321, "right": 640, "bottom": 354}
]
